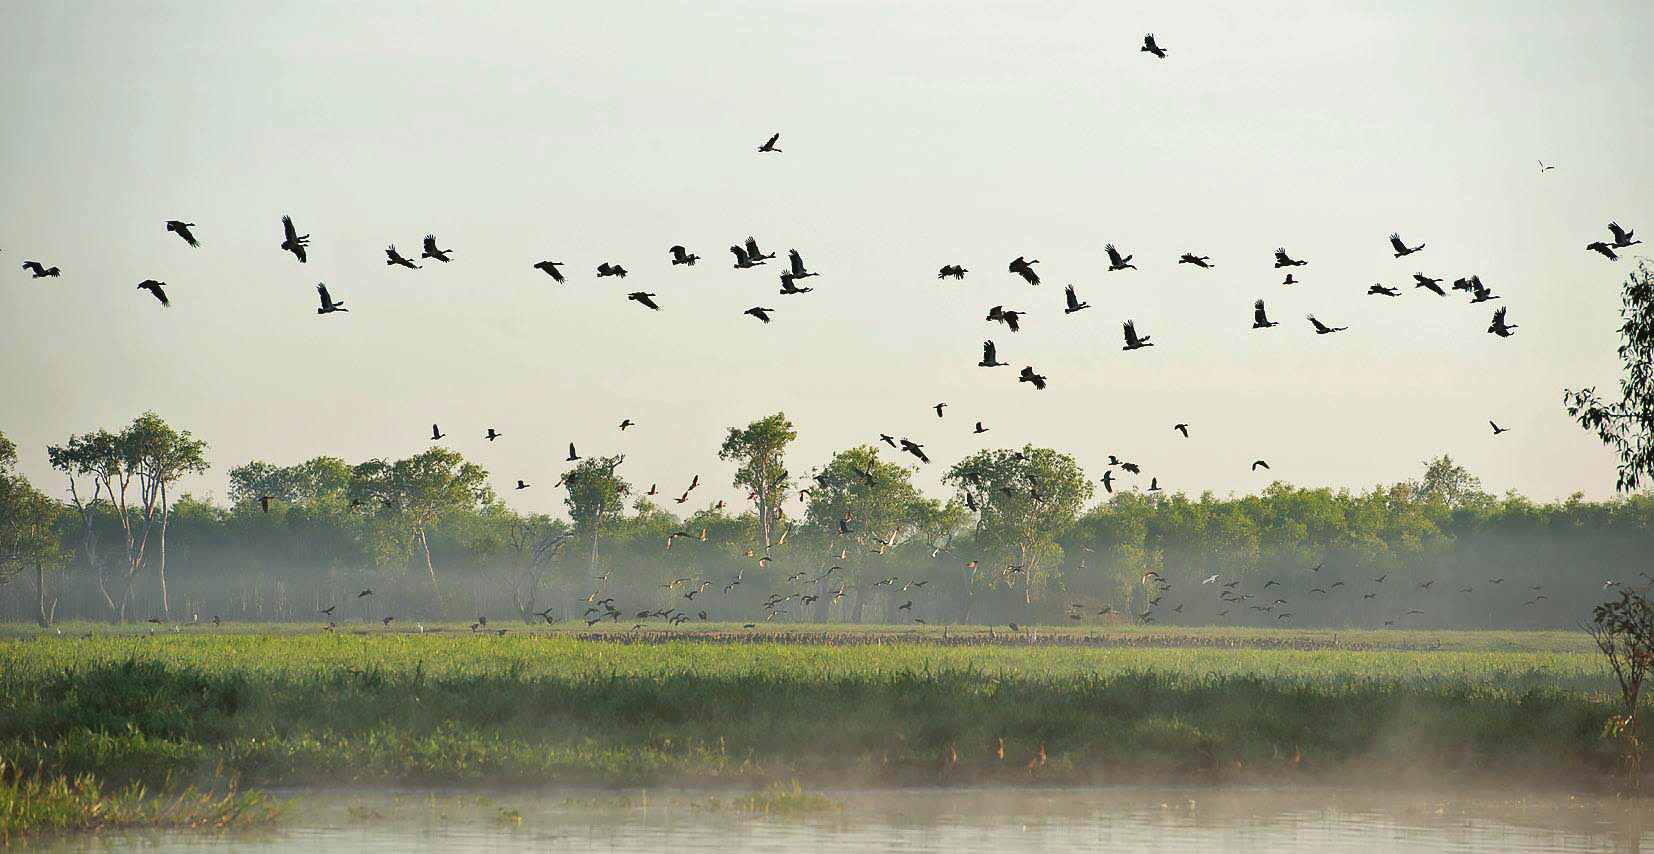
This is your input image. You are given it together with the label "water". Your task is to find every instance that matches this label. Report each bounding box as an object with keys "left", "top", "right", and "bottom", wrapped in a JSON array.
[{"left": 31, "top": 786, "right": 1654, "bottom": 853}]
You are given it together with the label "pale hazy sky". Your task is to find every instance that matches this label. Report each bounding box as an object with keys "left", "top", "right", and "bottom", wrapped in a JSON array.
[{"left": 2, "top": 1, "right": 1651, "bottom": 516}]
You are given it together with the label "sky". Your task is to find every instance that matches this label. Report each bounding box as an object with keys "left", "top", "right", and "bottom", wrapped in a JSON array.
[{"left": 1, "top": 0, "right": 1651, "bottom": 518}]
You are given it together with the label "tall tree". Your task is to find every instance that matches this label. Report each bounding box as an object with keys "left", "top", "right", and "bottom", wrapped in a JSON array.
[
  {"left": 561, "top": 455, "right": 630, "bottom": 577},
  {"left": 228, "top": 456, "right": 352, "bottom": 508},
  {"left": 122, "top": 413, "right": 210, "bottom": 619},
  {"left": 719, "top": 413, "right": 797, "bottom": 552},
  {"left": 945, "top": 445, "right": 1092, "bottom": 608},
  {"left": 1567, "top": 261, "right": 1654, "bottom": 492},
  {"left": 0, "top": 432, "right": 65, "bottom": 626},
  {"left": 46, "top": 429, "right": 121, "bottom": 614},
  {"left": 351, "top": 447, "right": 492, "bottom": 589},
  {"left": 802, "top": 445, "right": 922, "bottom": 621}
]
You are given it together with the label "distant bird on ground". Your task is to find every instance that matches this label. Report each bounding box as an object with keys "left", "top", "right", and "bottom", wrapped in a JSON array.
[
  {"left": 1173, "top": 423, "right": 1189, "bottom": 438},
  {"left": 900, "top": 438, "right": 930, "bottom": 463},
  {"left": 515, "top": 480, "right": 530, "bottom": 490},
  {"left": 973, "top": 421, "right": 989, "bottom": 434},
  {"left": 1368, "top": 283, "right": 1401, "bottom": 296},
  {"left": 1538, "top": 160, "right": 1555, "bottom": 172},
  {"left": 628, "top": 291, "right": 661, "bottom": 310},
  {"left": 533, "top": 260, "right": 565, "bottom": 281},
  {"left": 1178, "top": 253, "right": 1212, "bottom": 267},
  {"left": 979, "top": 340, "right": 1008, "bottom": 367},
  {"left": 596, "top": 262, "right": 628, "bottom": 278},
  {"left": 934, "top": 402, "right": 947, "bottom": 417},
  {"left": 986, "top": 305, "right": 1023, "bottom": 332},
  {"left": 758, "top": 132, "right": 781, "bottom": 152},
  {"left": 567, "top": 443, "right": 580, "bottom": 461},
  {"left": 1488, "top": 306, "right": 1517, "bottom": 337},
  {"left": 1122, "top": 320, "right": 1154, "bottom": 350},
  {"left": 1018, "top": 366, "right": 1047, "bottom": 390},
  {"left": 1064, "top": 285, "right": 1089, "bottom": 313},
  {"left": 166, "top": 220, "right": 200, "bottom": 247},
  {"left": 1141, "top": 33, "right": 1167, "bottom": 58},
  {"left": 1413, "top": 273, "right": 1446, "bottom": 296},
  {"left": 938, "top": 264, "right": 967, "bottom": 280},
  {"left": 744, "top": 306, "right": 775, "bottom": 323},
  {"left": 1307, "top": 314, "right": 1347, "bottom": 334},
  {"left": 1274, "top": 248, "right": 1306, "bottom": 268},
  {"left": 280, "top": 215, "right": 310, "bottom": 262},
  {"left": 1253, "top": 299, "right": 1279, "bottom": 329},
  {"left": 21, "top": 261, "right": 59, "bottom": 277},
  {"left": 1252, "top": 460, "right": 1270, "bottom": 471},
  {"left": 1105, "top": 243, "right": 1136, "bottom": 271},
  {"left": 1008, "top": 256, "right": 1040, "bottom": 286},
  {"left": 1587, "top": 241, "right": 1618, "bottom": 261},
  {"left": 787, "top": 249, "right": 818, "bottom": 280},
  {"left": 431, "top": 424, "right": 445, "bottom": 440},
  {"left": 744, "top": 236, "right": 776, "bottom": 262},
  {"left": 669, "top": 245, "right": 700, "bottom": 266},
  {"left": 485, "top": 428, "right": 502, "bottom": 441},
  {"left": 136, "top": 279, "right": 170, "bottom": 306},
  {"left": 315, "top": 283, "right": 347, "bottom": 314},
  {"left": 1609, "top": 221, "right": 1641, "bottom": 248},
  {"left": 387, "top": 245, "right": 420, "bottom": 268},
  {"left": 1389, "top": 233, "right": 1425, "bottom": 257},
  {"left": 1490, "top": 420, "right": 1510, "bottom": 435}
]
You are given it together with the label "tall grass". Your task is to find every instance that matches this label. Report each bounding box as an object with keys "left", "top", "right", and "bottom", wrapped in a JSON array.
[{"left": 0, "top": 760, "right": 281, "bottom": 843}]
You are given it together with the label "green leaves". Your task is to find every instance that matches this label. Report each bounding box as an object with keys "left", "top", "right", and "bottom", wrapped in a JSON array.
[{"left": 1566, "top": 261, "right": 1654, "bottom": 492}]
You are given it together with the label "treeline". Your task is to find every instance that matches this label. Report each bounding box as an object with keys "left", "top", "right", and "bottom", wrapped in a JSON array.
[{"left": 1, "top": 414, "right": 1651, "bottom": 629}]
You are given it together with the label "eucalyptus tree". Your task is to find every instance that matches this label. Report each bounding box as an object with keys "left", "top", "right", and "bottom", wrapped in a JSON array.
[
  {"left": 1567, "top": 261, "right": 1654, "bottom": 492},
  {"left": 802, "top": 445, "right": 923, "bottom": 621},
  {"left": 719, "top": 412, "right": 796, "bottom": 551},
  {"left": 945, "top": 445, "right": 1092, "bottom": 609},
  {"left": 351, "top": 447, "right": 492, "bottom": 589},
  {"left": 46, "top": 429, "right": 121, "bottom": 613},
  {"left": 0, "top": 432, "right": 65, "bottom": 626},
  {"left": 560, "top": 455, "right": 630, "bottom": 577}
]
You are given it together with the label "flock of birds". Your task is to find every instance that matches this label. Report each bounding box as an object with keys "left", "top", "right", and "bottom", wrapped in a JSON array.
[{"left": 14, "top": 32, "right": 1646, "bottom": 634}]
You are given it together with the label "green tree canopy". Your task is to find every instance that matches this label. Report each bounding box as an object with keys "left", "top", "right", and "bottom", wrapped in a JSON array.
[
  {"left": 352, "top": 447, "right": 492, "bottom": 587},
  {"left": 946, "top": 445, "right": 1092, "bottom": 606},
  {"left": 1567, "top": 261, "right": 1654, "bottom": 492},
  {"left": 719, "top": 412, "right": 796, "bottom": 550}
]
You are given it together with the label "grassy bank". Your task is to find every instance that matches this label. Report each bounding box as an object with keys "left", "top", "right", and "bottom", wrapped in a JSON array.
[
  {"left": 0, "top": 761, "right": 281, "bottom": 843},
  {"left": 0, "top": 629, "right": 1626, "bottom": 792}
]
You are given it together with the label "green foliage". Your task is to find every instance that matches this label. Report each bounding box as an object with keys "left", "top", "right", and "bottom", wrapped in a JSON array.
[
  {"left": 351, "top": 448, "right": 492, "bottom": 585},
  {"left": 1567, "top": 261, "right": 1654, "bottom": 492},
  {"left": 0, "top": 431, "right": 63, "bottom": 587},
  {"left": 1588, "top": 587, "right": 1654, "bottom": 784},
  {"left": 946, "top": 446, "right": 1093, "bottom": 605},
  {"left": 719, "top": 413, "right": 796, "bottom": 548},
  {"left": 0, "top": 760, "right": 281, "bottom": 842},
  {"left": 227, "top": 457, "right": 351, "bottom": 508}
]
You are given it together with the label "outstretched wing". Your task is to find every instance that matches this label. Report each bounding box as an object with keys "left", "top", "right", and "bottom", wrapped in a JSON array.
[
  {"left": 1307, "top": 314, "right": 1328, "bottom": 333},
  {"left": 729, "top": 245, "right": 748, "bottom": 263},
  {"left": 283, "top": 215, "right": 298, "bottom": 241},
  {"left": 1389, "top": 234, "right": 1407, "bottom": 253},
  {"left": 1492, "top": 306, "right": 1506, "bottom": 324},
  {"left": 1122, "top": 320, "right": 1137, "bottom": 345},
  {"left": 789, "top": 249, "right": 805, "bottom": 276},
  {"left": 1609, "top": 221, "right": 1630, "bottom": 243},
  {"left": 1065, "top": 284, "right": 1079, "bottom": 309},
  {"left": 317, "top": 283, "right": 332, "bottom": 306},
  {"left": 1106, "top": 243, "right": 1123, "bottom": 265},
  {"left": 745, "top": 236, "right": 762, "bottom": 257},
  {"left": 764, "top": 133, "right": 779, "bottom": 148},
  {"left": 1254, "top": 299, "right": 1268, "bottom": 324},
  {"left": 423, "top": 234, "right": 438, "bottom": 254}
]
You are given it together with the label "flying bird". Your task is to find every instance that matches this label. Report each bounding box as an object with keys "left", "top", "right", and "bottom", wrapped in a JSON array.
[
  {"left": 1389, "top": 233, "right": 1425, "bottom": 257},
  {"left": 1368, "top": 283, "right": 1401, "bottom": 296},
  {"left": 979, "top": 340, "right": 1008, "bottom": 367},
  {"left": 986, "top": 305, "right": 1023, "bottom": 332},
  {"left": 787, "top": 249, "right": 818, "bottom": 279},
  {"left": 1100, "top": 471, "right": 1114, "bottom": 493},
  {"left": 532, "top": 260, "right": 566, "bottom": 282},
  {"left": 628, "top": 291, "right": 662, "bottom": 311},
  {"left": 566, "top": 443, "right": 580, "bottom": 461},
  {"left": 758, "top": 132, "right": 781, "bottom": 153},
  {"left": 1173, "top": 423, "right": 1189, "bottom": 438},
  {"left": 669, "top": 245, "right": 700, "bottom": 266},
  {"left": 744, "top": 236, "right": 775, "bottom": 262},
  {"left": 1490, "top": 420, "right": 1510, "bottom": 435},
  {"left": 315, "top": 283, "right": 347, "bottom": 314},
  {"left": 280, "top": 215, "right": 310, "bottom": 262},
  {"left": 934, "top": 402, "right": 947, "bottom": 417},
  {"left": 973, "top": 421, "right": 989, "bottom": 434},
  {"left": 778, "top": 272, "right": 813, "bottom": 294},
  {"left": 1608, "top": 221, "right": 1641, "bottom": 248},
  {"left": 1413, "top": 273, "right": 1446, "bottom": 296},
  {"left": 1122, "top": 320, "right": 1154, "bottom": 350},
  {"left": 1252, "top": 299, "right": 1278, "bottom": 329},
  {"left": 165, "top": 220, "right": 200, "bottom": 247},
  {"left": 1008, "top": 256, "right": 1040, "bottom": 286},
  {"left": 431, "top": 424, "right": 445, "bottom": 440},
  {"left": 1252, "top": 460, "right": 1270, "bottom": 471},
  {"left": 1274, "top": 248, "right": 1306, "bottom": 268},
  {"left": 1468, "top": 278, "right": 1500, "bottom": 303},
  {"left": 1586, "top": 241, "right": 1618, "bottom": 261},
  {"left": 515, "top": 480, "right": 530, "bottom": 490},
  {"left": 1488, "top": 306, "right": 1517, "bottom": 337},
  {"left": 1307, "top": 314, "right": 1347, "bottom": 334},
  {"left": 899, "top": 438, "right": 930, "bottom": 463},
  {"left": 21, "top": 261, "right": 59, "bottom": 278},
  {"left": 1105, "top": 243, "right": 1136, "bottom": 271},
  {"left": 938, "top": 264, "right": 967, "bottom": 280},
  {"left": 1018, "top": 366, "right": 1047, "bottom": 390},
  {"left": 596, "top": 262, "right": 628, "bottom": 278},
  {"left": 1063, "top": 285, "right": 1089, "bottom": 313},
  {"left": 1141, "top": 33, "right": 1167, "bottom": 58},
  {"left": 1538, "top": 160, "right": 1555, "bottom": 172},
  {"left": 485, "top": 428, "right": 502, "bottom": 441},
  {"left": 744, "top": 306, "right": 775, "bottom": 323},
  {"left": 136, "top": 279, "right": 169, "bottom": 306},
  {"left": 1178, "top": 253, "right": 1212, "bottom": 267},
  {"left": 619, "top": 419, "right": 634, "bottom": 430},
  {"left": 730, "top": 244, "right": 764, "bottom": 268},
  {"left": 387, "top": 245, "right": 420, "bottom": 269},
  {"left": 1282, "top": 273, "right": 1299, "bottom": 285}
]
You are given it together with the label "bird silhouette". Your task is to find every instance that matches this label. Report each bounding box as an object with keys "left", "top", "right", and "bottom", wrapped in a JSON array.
[
  {"left": 745, "top": 306, "right": 775, "bottom": 323},
  {"left": 420, "top": 234, "right": 453, "bottom": 262},
  {"left": 1105, "top": 243, "right": 1136, "bottom": 271},
  {"left": 485, "top": 428, "right": 502, "bottom": 441},
  {"left": 1469, "top": 278, "right": 1500, "bottom": 303},
  {"left": 315, "top": 283, "right": 347, "bottom": 314},
  {"left": 596, "top": 262, "right": 629, "bottom": 278},
  {"left": 1008, "top": 256, "right": 1040, "bottom": 286},
  {"left": 899, "top": 438, "right": 930, "bottom": 463},
  {"left": 1368, "top": 283, "right": 1401, "bottom": 296},
  {"left": 986, "top": 305, "right": 1023, "bottom": 332},
  {"left": 758, "top": 132, "right": 781, "bottom": 152},
  {"left": 778, "top": 272, "right": 814, "bottom": 294},
  {"left": 1174, "top": 423, "right": 1189, "bottom": 438},
  {"left": 533, "top": 260, "right": 565, "bottom": 281},
  {"left": 1253, "top": 299, "right": 1279, "bottom": 329},
  {"left": 1141, "top": 33, "right": 1167, "bottom": 58},
  {"left": 938, "top": 264, "right": 967, "bottom": 280},
  {"left": 1178, "top": 253, "right": 1212, "bottom": 267},
  {"left": 165, "top": 220, "right": 200, "bottom": 247},
  {"left": 1307, "top": 314, "right": 1347, "bottom": 334},
  {"left": 619, "top": 419, "right": 634, "bottom": 430},
  {"left": 973, "top": 421, "right": 989, "bottom": 434},
  {"left": 387, "top": 245, "right": 421, "bottom": 269},
  {"left": 280, "top": 215, "right": 310, "bottom": 262},
  {"left": 1018, "top": 366, "right": 1048, "bottom": 390},
  {"left": 1608, "top": 222, "right": 1640, "bottom": 248},
  {"left": 1488, "top": 306, "right": 1517, "bottom": 337},
  {"left": 1538, "top": 160, "right": 1555, "bottom": 172},
  {"left": 787, "top": 249, "right": 818, "bottom": 280},
  {"left": 1282, "top": 273, "right": 1299, "bottom": 285},
  {"left": 730, "top": 244, "right": 764, "bottom": 268},
  {"left": 744, "top": 236, "right": 775, "bottom": 262},
  {"left": 1274, "top": 248, "right": 1306, "bottom": 268},
  {"left": 1122, "top": 320, "right": 1154, "bottom": 350},
  {"left": 431, "top": 424, "right": 445, "bottom": 440},
  {"left": 136, "top": 279, "right": 170, "bottom": 306},
  {"left": 1389, "top": 233, "right": 1425, "bottom": 257},
  {"left": 1252, "top": 460, "right": 1270, "bottom": 471},
  {"left": 1586, "top": 241, "right": 1618, "bottom": 261},
  {"left": 1063, "top": 285, "right": 1090, "bottom": 313},
  {"left": 1490, "top": 420, "right": 1510, "bottom": 435},
  {"left": 515, "top": 480, "right": 530, "bottom": 490},
  {"left": 1413, "top": 273, "right": 1446, "bottom": 296},
  {"left": 934, "top": 402, "right": 947, "bottom": 417},
  {"left": 21, "top": 261, "right": 60, "bottom": 278},
  {"left": 979, "top": 340, "right": 1007, "bottom": 367},
  {"left": 669, "top": 245, "right": 700, "bottom": 266},
  {"left": 628, "top": 291, "right": 662, "bottom": 311}
]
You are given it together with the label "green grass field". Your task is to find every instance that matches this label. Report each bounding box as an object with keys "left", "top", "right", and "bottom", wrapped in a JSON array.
[{"left": 0, "top": 624, "right": 1628, "bottom": 798}]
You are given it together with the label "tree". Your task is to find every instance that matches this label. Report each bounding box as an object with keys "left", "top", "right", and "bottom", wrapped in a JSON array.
[
  {"left": 945, "top": 446, "right": 1092, "bottom": 609},
  {"left": 561, "top": 455, "right": 630, "bottom": 577},
  {"left": 46, "top": 429, "right": 121, "bottom": 614},
  {"left": 1587, "top": 587, "right": 1654, "bottom": 786},
  {"left": 0, "top": 432, "right": 65, "bottom": 626},
  {"left": 719, "top": 413, "right": 797, "bottom": 552},
  {"left": 1410, "top": 455, "right": 1489, "bottom": 512},
  {"left": 122, "top": 413, "right": 210, "bottom": 619},
  {"left": 1567, "top": 261, "right": 1654, "bottom": 492},
  {"left": 501, "top": 512, "right": 573, "bottom": 622},
  {"left": 351, "top": 447, "right": 492, "bottom": 589},
  {"left": 802, "top": 446, "right": 924, "bottom": 621},
  {"left": 228, "top": 456, "right": 352, "bottom": 508}
]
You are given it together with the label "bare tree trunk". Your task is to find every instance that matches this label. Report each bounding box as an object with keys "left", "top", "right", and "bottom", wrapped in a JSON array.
[
  {"left": 158, "top": 482, "right": 171, "bottom": 620},
  {"left": 587, "top": 507, "right": 604, "bottom": 576},
  {"left": 417, "top": 527, "right": 438, "bottom": 588},
  {"left": 34, "top": 559, "right": 49, "bottom": 627}
]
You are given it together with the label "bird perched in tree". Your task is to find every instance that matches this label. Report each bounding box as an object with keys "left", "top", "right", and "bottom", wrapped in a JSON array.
[
  {"left": 900, "top": 438, "right": 929, "bottom": 463},
  {"left": 744, "top": 306, "right": 775, "bottom": 323},
  {"left": 938, "top": 264, "right": 967, "bottom": 280},
  {"left": 1063, "top": 285, "right": 1090, "bottom": 313},
  {"left": 1490, "top": 420, "right": 1510, "bottom": 435},
  {"left": 420, "top": 234, "right": 453, "bottom": 262},
  {"left": 515, "top": 480, "right": 530, "bottom": 490},
  {"left": 315, "top": 283, "right": 347, "bottom": 314},
  {"left": 1307, "top": 314, "right": 1347, "bottom": 334},
  {"left": 1608, "top": 221, "right": 1640, "bottom": 248},
  {"left": 1274, "top": 248, "right": 1307, "bottom": 268},
  {"left": 669, "top": 245, "right": 700, "bottom": 266},
  {"left": 1105, "top": 243, "right": 1136, "bottom": 271},
  {"left": 1008, "top": 256, "right": 1040, "bottom": 286},
  {"left": 1488, "top": 306, "right": 1517, "bottom": 337},
  {"left": 1389, "top": 233, "right": 1425, "bottom": 257},
  {"left": 1141, "top": 33, "right": 1167, "bottom": 58},
  {"left": 533, "top": 260, "right": 565, "bottom": 281},
  {"left": 21, "top": 261, "right": 59, "bottom": 277},
  {"left": 1413, "top": 273, "right": 1446, "bottom": 296},
  {"left": 1018, "top": 366, "right": 1047, "bottom": 389},
  {"left": 136, "top": 279, "right": 170, "bottom": 306},
  {"left": 280, "top": 215, "right": 310, "bottom": 262},
  {"left": 1174, "top": 423, "right": 1189, "bottom": 438},
  {"left": 1253, "top": 299, "right": 1278, "bottom": 329},
  {"left": 628, "top": 291, "right": 661, "bottom": 310},
  {"left": 1178, "top": 253, "right": 1212, "bottom": 267},
  {"left": 1252, "top": 460, "right": 1270, "bottom": 471},
  {"left": 387, "top": 245, "right": 420, "bottom": 268},
  {"left": 431, "top": 424, "right": 445, "bottom": 440},
  {"left": 1586, "top": 241, "right": 1618, "bottom": 261},
  {"left": 1368, "top": 283, "right": 1401, "bottom": 296},
  {"left": 979, "top": 340, "right": 1007, "bottom": 367},
  {"left": 1122, "top": 320, "right": 1154, "bottom": 350},
  {"left": 758, "top": 132, "right": 781, "bottom": 152},
  {"left": 166, "top": 220, "right": 200, "bottom": 247},
  {"left": 786, "top": 249, "right": 818, "bottom": 280},
  {"left": 986, "top": 305, "right": 1023, "bottom": 332},
  {"left": 596, "top": 262, "right": 628, "bottom": 278}
]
